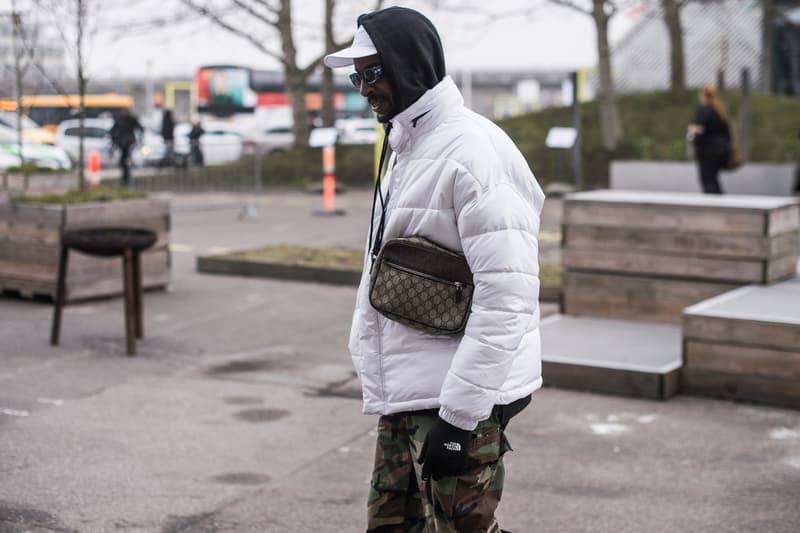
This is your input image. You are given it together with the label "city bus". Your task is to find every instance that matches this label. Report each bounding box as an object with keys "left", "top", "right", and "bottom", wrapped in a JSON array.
[
  {"left": 0, "top": 93, "right": 134, "bottom": 132},
  {"left": 195, "top": 64, "right": 365, "bottom": 125}
]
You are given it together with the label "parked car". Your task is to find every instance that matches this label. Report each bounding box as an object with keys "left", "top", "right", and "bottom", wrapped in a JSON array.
[
  {"left": 55, "top": 118, "right": 165, "bottom": 168},
  {"left": 55, "top": 117, "right": 115, "bottom": 166},
  {"left": 0, "top": 123, "right": 72, "bottom": 170},
  {"left": 0, "top": 111, "right": 57, "bottom": 145},
  {"left": 335, "top": 117, "right": 379, "bottom": 145},
  {"left": 248, "top": 124, "right": 295, "bottom": 154},
  {"left": 134, "top": 127, "right": 167, "bottom": 167},
  {"left": 174, "top": 122, "right": 243, "bottom": 165}
]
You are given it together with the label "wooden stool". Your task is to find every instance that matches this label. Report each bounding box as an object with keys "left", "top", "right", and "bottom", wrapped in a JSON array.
[{"left": 50, "top": 227, "right": 157, "bottom": 356}]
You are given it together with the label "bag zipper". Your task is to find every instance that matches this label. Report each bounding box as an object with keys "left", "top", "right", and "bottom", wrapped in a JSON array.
[{"left": 382, "top": 260, "right": 470, "bottom": 303}]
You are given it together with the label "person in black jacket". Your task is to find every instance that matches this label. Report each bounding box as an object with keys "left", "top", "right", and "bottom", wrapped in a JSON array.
[
  {"left": 687, "top": 84, "right": 731, "bottom": 194},
  {"left": 188, "top": 121, "right": 204, "bottom": 166},
  {"left": 110, "top": 109, "right": 143, "bottom": 185},
  {"left": 160, "top": 109, "right": 175, "bottom": 166}
]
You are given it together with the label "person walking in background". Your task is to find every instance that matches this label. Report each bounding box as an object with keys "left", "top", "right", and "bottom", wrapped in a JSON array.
[
  {"left": 188, "top": 120, "right": 205, "bottom": 166},
  {"left": 794, "top": 128, "right": 800, "bottom": 196},
  {"left": 160, "top": 109, "right": 175, "bottom": 166},
  {"left": 325, "top": 6, "right": 544, "bottom": 532},
  {"left": 110, "top": 109, "right": 143, "bottom": 186},
  {"left": 687, "top": 84, "right": 732, "bottom": 194}
]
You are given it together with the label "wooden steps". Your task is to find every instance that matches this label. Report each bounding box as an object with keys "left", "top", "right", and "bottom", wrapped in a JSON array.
[
  {"left": 540, "top": 314, "right": 682, "bottom": 399},
  {"left": 562, "top": 190, "right": 800, "bottom": 324},
  {"left": 682, "top": 278, "right": 800, "bottom": 408},
  {"left": 547, "top": 190, "right": 800, "bottom": 404}
]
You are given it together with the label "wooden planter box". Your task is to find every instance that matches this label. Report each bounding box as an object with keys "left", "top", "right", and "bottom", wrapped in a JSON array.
[
  {"left": 0, "top": 198, "right": 170, "bottom": 302},
  {"left": 562, "top": 190, "right": 800, "bottom": 323},
  {"left": 682, "top": 279, "right": 800, "bottom": 408}
]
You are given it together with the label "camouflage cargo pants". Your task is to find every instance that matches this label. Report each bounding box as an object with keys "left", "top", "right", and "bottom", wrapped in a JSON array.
[{"left": 366, "top": 409, "right": 512, "bottom": 532}]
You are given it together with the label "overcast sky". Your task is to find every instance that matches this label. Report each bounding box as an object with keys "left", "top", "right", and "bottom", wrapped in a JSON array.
[{"left": 2, "top": 0, "right": 648, "bottom": 80}]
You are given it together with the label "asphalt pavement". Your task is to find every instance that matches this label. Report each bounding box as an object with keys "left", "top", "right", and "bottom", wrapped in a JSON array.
[{"left": 1, "top": 189, "right": 799, "bottom": 533}]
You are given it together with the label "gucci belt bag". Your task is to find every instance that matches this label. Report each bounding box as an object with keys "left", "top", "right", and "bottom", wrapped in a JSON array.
[
  {"left": 366, "top": 123, "right": 474, "bottom": 335},
  {"left": 369, "top": 236, "right": 474, "bottom": 335}
]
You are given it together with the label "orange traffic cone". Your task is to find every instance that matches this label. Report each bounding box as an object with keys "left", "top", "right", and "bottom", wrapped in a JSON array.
[
  {"left": 87, "top": 150, "right": 101, "bottom": 188},
  {"left": 313, "top": 145, "right": 345, "bottom": 216}
]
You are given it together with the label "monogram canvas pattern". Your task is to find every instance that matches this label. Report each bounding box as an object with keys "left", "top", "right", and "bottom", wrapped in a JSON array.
[{"left": 369, "top": 259, "right": 473, "bottom": 335}]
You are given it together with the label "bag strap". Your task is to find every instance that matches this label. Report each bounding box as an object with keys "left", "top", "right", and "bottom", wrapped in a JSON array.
[{"left": 368, "top": 122, "right": 393, "bottom": 270}]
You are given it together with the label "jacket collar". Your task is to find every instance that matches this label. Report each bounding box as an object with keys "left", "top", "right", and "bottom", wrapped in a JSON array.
[{"left": 388, "top": 76, "right": 463, "bottom": 154}]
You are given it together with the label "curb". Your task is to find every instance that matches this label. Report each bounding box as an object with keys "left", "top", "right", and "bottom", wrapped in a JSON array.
[
  {"left": 197, "top": 255, "right": 362, "bottom": 286},
  {"left": 197, "top": 254, "right": 562, "bottom": 303}
]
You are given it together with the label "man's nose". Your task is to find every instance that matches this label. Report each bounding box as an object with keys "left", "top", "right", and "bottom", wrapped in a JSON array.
[{"left": 359, "top": 79, "right": 373, "bottom": 97}]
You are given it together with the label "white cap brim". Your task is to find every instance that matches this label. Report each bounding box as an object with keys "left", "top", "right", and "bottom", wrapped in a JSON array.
[{"left": 324, "top": 26, "right": 378, "bottom": 68}]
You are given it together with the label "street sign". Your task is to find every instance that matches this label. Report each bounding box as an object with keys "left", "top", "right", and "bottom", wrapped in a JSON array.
[
  {"left": 545, "top": 127, "right": 578, "bottom": 149},
  {"left": 309, "top": 127, "right": 338, "bottom": 147}
]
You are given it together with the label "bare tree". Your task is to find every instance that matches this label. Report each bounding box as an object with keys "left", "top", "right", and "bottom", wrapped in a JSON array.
[
  {"left": 320, "top": 0, "right": 335, "bottom": 127},
  {"left": 179, "top": 0, "right": 317, "bottom": 146},
  {"left": 7, "top": 0, "right": 39, "bottom": 168},
  {"left": 662, "top": 0, "right": 685, "bottom": 95},
  {"left": 35, "top": 0, "right": 96, "bottom": 190},
  {"left": 550, "top": 0, "right": 623, "bottom": 151},
  {"left": 181, "top": 0, "right": 384, "bottom": 143},
  {"left": 760, "top": 0, "right": 775, "bottom": 93}
]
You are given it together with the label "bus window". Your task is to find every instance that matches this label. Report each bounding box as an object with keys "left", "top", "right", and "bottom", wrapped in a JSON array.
[{"left": 0, "top": 94, "right": 134, "bottom": 132}]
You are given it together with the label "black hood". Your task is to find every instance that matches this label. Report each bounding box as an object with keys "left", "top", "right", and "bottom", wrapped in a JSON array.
[{"left": 358, "top": 7, "right": 446, "bottom": 119}]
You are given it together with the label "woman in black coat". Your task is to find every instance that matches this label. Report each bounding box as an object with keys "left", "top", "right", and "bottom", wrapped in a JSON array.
[{"left": 687, "top": 85, "right": 731, "bottom": 194}]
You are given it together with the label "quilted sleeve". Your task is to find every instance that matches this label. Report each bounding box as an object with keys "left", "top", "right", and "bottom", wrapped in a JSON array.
[{"left": 438, "top": 175, "right": 541, "bottom": 431}]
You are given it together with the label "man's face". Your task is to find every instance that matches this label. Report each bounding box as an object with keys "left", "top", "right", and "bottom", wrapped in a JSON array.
[{"left": 353, "top": 55, "right": 394, "bottom": 123}]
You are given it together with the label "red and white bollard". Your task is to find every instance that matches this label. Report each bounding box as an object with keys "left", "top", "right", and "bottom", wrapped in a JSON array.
[
  {"left": 87, "top": 150, "right": 101, "bottom": 188},
  {"left": 314, "top": 145, "right": 345, "bottom": 216}
]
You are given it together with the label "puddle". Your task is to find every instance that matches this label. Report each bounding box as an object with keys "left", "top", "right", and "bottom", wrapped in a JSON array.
[
  {"left": 234, "top": 408, "right": 290, "bottom": 423},
  {"left": 162, "top": 511, "right": 232, "bottom": 533},
  {"left": 210, "top": 472, "right": 271, "bottom": 485},
  {"left": 0, "top": 500, "right": 75, "bottom": 532},
  {"left": 223, "top": 396, "right": 264, "bottom": 406},
  {"left": 206, "top": 359, "right": 283, "bottom": 375}
]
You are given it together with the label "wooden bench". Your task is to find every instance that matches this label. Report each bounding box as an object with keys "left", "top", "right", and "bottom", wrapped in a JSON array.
[{"left": 562, "top": 190, "right": 800, "bottom": 324}]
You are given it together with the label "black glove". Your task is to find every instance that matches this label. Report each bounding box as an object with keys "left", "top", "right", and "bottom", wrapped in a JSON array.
[{"left": 418, "top": 418, "right": 472, "bottom": 480}]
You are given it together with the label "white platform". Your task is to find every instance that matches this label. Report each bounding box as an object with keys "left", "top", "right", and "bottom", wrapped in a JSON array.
[{"left": 539, "top": 314, "right": 682, "bottom": 399}]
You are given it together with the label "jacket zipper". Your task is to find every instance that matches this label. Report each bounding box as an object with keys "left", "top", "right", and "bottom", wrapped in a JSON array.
[{"left": 383, "top": 260, "right": 469, "bottom": 303}]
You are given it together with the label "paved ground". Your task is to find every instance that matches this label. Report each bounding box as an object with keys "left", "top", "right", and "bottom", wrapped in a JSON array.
[{"left": 1, "top": 190, "right": 799, "bottom": 532}]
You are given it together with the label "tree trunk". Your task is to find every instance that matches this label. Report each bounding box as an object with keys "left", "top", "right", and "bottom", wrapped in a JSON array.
[
  {"left": 286, "top": 66, "right": 309, "bottom": 146},
  {"left": 11, "top": 8, "right": 26, "bottom": 168},
  {"left": 276, "top": 0, "right": 309, "bottom": 147},
  {"left": 320, "top": 0, "right": 336, "bottom": 128},
  {"left": 662, "top": 0, "right": 685, "bottom": 95},
  {"left": 760, "top": 0, "right": 774, "bottom": 93},
  {"left": 593, "top": 0, "right": 622, "bottom": 151},
  {"left": 76, "top": 0, "right": 86, "bottom": 191}
]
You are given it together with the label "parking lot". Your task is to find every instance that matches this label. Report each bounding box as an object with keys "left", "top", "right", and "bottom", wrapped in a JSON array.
[{"left": 1, "top": 190, "right": 799, "bottom": 532}]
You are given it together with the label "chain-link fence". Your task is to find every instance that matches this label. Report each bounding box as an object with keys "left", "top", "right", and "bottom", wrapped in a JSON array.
[{"left": 609, "top": 0, "right": 764, "bottom": 94}]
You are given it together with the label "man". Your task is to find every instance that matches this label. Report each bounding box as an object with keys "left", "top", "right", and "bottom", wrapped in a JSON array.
[
  {"left": 188, "top": 120, "right": 205, "bottom": 166},
  {"left": 325, "top": 7, "right": 544, "bottom": 532},
  {"left": 110, "top": 109, "right": 143, "bottom": 186},
  {"left": 160, "top": 109, "right": 176, "bottom": 167}
]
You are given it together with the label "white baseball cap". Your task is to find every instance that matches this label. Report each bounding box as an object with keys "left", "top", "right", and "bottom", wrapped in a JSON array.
[{"left": 324, "top": 26, "right": 378, "bottom": 68}]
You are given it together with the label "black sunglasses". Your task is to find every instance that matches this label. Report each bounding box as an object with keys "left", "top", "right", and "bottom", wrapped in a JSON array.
[{"left": 349, "top": 65, "right": 384, "bottom": 88}]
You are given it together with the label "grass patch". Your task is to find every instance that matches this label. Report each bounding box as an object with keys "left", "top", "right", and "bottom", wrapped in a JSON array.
[
  {"left": 12, "top": 186, "right": 148, "bottom": 205},
  {"left": 5, "top": 161, "right": 60, "bottom": 174},
  {"left": 498, "top": 89, "right": 800, "bottom": 189},
  {"left": 226, "top": 245, "right": 365, "bottom": 271},
  {"left": 219, "top": 244, "right": 562, "bottom": 289}
]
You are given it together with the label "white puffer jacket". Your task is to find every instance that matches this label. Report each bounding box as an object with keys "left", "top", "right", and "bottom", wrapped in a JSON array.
[{"left": 349, "top": 76, "right": 545, "bottom": 431}]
